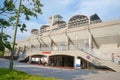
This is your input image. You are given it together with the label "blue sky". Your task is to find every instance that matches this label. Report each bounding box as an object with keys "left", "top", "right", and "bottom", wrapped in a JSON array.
[{"left": 1, "top": 0, "right": 120, "bottom": 41}]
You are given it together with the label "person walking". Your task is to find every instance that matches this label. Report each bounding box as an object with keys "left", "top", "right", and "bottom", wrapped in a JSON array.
[
  {"left": 117, "top": 55, "right": 120, "bottom": 64},
  {"left": 111, "top": 53, "right": 114, "bottom": 62}
]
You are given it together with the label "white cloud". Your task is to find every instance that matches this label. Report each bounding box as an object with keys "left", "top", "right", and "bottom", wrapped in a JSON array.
[
  {"left": 41, "top": 0, "right": 74, "bottom": 14},
  {"left": 41, "top": 0, "right": 120, "bottom": 22},
  {"left": 73, "top": 0, "right": 120, "bottom": 20},
  {"left": 59, "top": 0, "right": 74, "bottom": 5},
  {"left": 16, "top": 21, "right": 42, "bottom": 40},
  {"left": 4, "top": 0, "right": 120, "bottom": 41},
  {"left": 4, "top": 21, "right": 42, "bottom": 42}
]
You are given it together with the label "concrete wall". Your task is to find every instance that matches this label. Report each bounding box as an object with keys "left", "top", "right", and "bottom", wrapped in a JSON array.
[{"left": 6, "top": 20, "right": 120, "bottom": 63}]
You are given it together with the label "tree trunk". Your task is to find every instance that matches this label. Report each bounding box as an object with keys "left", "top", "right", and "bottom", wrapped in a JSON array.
[{"left": 9, "top": 0, "right": 22, "bottom": 70}]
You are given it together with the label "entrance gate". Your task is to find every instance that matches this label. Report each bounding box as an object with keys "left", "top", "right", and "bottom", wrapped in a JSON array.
[
  {"left": 49, "top": 55, "right": 74, "bottom": 67},
  {"left": 31, "top": 55, "right": 47, "bottom": 65}
]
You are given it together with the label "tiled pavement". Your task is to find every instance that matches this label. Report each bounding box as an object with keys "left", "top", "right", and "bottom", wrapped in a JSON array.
[{"left": 0, "top": 58, "right": 120, "bottom": 80}]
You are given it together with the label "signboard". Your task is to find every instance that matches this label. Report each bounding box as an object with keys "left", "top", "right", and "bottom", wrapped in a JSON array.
[{"left": 42, "top": 51, "right": 51, "bottom": 54}]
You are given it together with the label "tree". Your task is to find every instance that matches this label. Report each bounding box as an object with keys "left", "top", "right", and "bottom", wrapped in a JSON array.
[
  {"left": 0, "top": 0, "right": 18, "bottom": 56},
  {"left": 0, "top": 0, "right": 43, "bottom": 70},
  {"left": 0, "top": 18, "right": 11, "bottom": 56}
]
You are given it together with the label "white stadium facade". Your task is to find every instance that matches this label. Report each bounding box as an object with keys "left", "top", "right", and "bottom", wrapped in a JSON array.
[{"left": 5, "top": 14, "right": 120, "bottom": 72}]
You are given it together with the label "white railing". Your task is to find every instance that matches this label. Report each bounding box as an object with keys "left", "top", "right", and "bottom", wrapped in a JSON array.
[
  {"left": 23, "top": 44, "right": 117, "bottom": 62},
  {"left": 80, "top": 45, "right": 112, "bottom": 61}
]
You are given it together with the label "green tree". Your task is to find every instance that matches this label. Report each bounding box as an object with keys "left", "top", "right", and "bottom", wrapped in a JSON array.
[
  {"left": 0, "top": 19, "right": 11, "bottom": 56},
  {"left": 0, "top": 0, "right": 43, "bottom": 70},
  {"left": 0, "top": 0, "right": 19, "bottom": 55}
]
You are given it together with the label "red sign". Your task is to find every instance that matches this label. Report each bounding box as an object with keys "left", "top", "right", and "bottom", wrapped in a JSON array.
[{"left": 42, "top": 51, "right": 51, "bottom": 54}]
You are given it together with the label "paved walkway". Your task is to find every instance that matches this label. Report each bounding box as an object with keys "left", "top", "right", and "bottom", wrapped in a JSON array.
[{"left": 0, "top": 58, "right": 120, "bottom": 80}]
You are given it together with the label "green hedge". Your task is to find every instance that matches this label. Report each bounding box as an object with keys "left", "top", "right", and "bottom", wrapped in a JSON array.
[
  {"left": 0, "top": 68, "right": 59, "bottom": 80},
  {"left": 0, "top": 51, "right": 4, "bottom": 56}
]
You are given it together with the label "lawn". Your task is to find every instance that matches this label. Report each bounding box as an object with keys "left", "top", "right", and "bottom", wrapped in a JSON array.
[{"left": 0, "top": 68, "right": 59, "bottom": 80}]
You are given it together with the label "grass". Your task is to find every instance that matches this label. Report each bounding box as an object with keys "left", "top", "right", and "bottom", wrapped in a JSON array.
[{"left": 0, "top": 68, "right": 59, "bottom": 80}]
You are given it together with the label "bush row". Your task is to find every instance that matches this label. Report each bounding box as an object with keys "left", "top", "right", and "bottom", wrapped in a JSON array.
[{"left": 0, "top": 68, "right": 58, "bottom": 80}]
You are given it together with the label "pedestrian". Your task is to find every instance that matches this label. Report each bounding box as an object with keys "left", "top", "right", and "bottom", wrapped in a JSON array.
[
  {"left": 42, "top": 58, "right": 47, "bottom": 66},
  {"left": 111, "top": 53, "right": 114, "bottom": 62},
  {"left": 117, "top": 55, "right": 120, "bottom": 64}
]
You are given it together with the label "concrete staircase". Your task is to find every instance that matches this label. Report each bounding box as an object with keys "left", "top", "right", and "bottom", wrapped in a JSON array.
[
  {"left": 17, "top": 48, "right": 120, "bottom": 72},
  {"left": 76, "top": 48, "right": 120, "bottom": 72}
]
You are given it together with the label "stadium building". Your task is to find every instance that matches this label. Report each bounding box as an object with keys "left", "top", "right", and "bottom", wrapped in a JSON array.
[{"left": 5, "top": 14, "right": 120, "bottom": 72}]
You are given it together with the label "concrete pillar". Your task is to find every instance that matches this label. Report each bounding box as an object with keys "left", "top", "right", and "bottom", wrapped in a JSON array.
[
  {"left": 74, "top": 56, "right": 77, "bottom": 69},
  {"left": 46, "top": 56, "right": 49, "bottom": 65},
  {"left": 50, "top": 40, "right": 53, "bottom": 50},
  {"left": 118, "top": 32, "right": 120, "bottom": 48},
  {"left": 89, "top": 32, "right": 92, "bottom": 50},
  {"left": 28, "top": 56, "right": 32, "bottom": 64},
  {"left": 68, "top": 38, "right": 70, "bottom": 50},
  {"left": 76, "top": 32, "right": 78, "bottom": 48},
  {"left": 65, "top": 36, "right": 69, "bottom": 50},
  {"left": 39, "top": 43, "right": 41, "bottom": 51},
  {"left": 87, "top": 61, "right": 90, "bottom": 69}
]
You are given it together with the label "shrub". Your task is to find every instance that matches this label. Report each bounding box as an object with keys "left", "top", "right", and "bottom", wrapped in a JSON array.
[
  {"left": 0, "top": 68, "right": 59, "bottom": 80},
  {"left": 0, "top": 51, "right": 4, "bottom": 56}
]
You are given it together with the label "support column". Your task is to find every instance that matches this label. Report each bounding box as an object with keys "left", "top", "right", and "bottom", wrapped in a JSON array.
[
  {"left": 76, "top": 32, "right": 78, "bottom": 48},
  {"left": 50, "top": 40, "right": 53, "bottom": 50},
  {"left": 89, "top": 32, "right": 93, "bottom": 50},
  {"left": 118, "top": 32, "right": 120, "bottom": 48},
  {"left": 86, "top": 61, "right": 90, "bottom": 69},
  {"left": 74, "top": 56, "right": 77, "bottom": 69},
  {"left": 45, "top": 56, "right": 49, "bottom": 66},
  {"left": 28, "top": 56, "right": 32, "bottom": 64},
  {"left": 39, "top": 43, "right": 42, "bottom": 51},
  {"left": 36, "top": 37, "right": 42, "bottom": 51},
  {"left": 65, "top": 35, "right": 69, "bottom": 50},
  {"left": 68, "top": 38, "right": 70, "bottom": 50}
]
